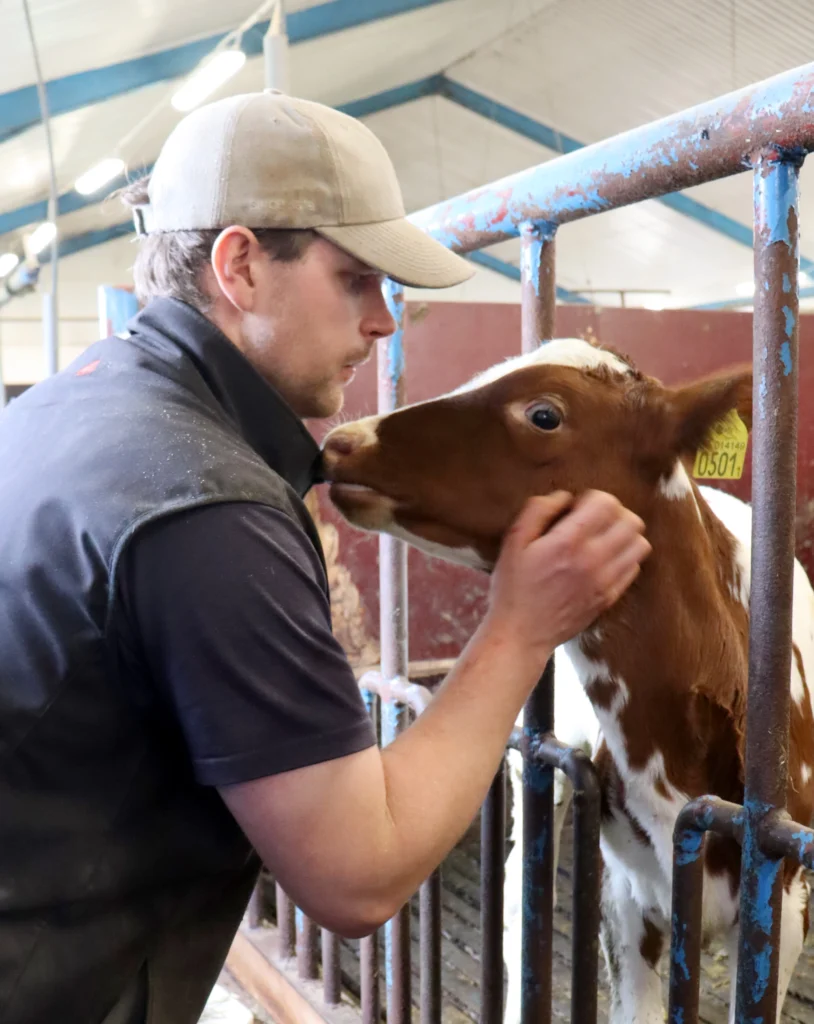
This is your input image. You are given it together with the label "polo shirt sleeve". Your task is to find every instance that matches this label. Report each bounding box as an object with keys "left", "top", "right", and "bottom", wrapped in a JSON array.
[{"left": 115, "top": 501, "right": 378, "bottom": 786}]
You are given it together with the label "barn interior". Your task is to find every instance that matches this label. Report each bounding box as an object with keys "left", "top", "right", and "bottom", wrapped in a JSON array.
[{"left": 3, "top": 2, "right": 814, "bottom": 1022}]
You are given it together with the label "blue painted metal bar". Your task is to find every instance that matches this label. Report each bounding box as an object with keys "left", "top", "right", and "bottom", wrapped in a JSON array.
[
  {"left": 734, "top": 150, "right": 802, "bottom": 1024},
  {"left": 0, "top": 0, "right": 454, "bottom": 143},
  {"left": 378, "top": 281, "right": 411, "bottom": 1024},
  {"left": 409, "top": 63, "right": 814, "bottom": 253},
  {"left": 439, "top": 77, "right": 814, "bottom": 275}
]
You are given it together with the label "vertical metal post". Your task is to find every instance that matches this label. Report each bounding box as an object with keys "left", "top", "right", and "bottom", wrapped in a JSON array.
[
  {"left": 276, "top": 883, "right": 295, "bottom": 959},
  {"left": 567, "top": 755, "right": 601, "bottom": 1024},
  {"left": 520, "top": 222, "right": 557, "bottom": 1024},
  {"left": 521, "top": 222, "right": 557, "bottom": 347},
  {"left": 379, "top": 281, "right": 412, "bottom": 1024},
  {"left": 480, "top": 765, "right": 506, "bottom": 1024},
  {"left": 735, "top": 151, "right": 801, "bottom": 1023},
  {"left": 420, "top": 870, "right": 442, "bottom": 1023},
  {"left": 296, "top": 907, "right": 319, "bottom": 981},
  {"left": 322, "top": 929, "right": 341, "bottom": 1005},
  {"left": 360, "top": 687, "right": 382, "bottom": 1024}
]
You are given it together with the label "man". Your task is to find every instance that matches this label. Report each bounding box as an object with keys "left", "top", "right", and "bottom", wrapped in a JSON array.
[{"left": 0, "top": 91, "right": 649, "bottom": 1023}]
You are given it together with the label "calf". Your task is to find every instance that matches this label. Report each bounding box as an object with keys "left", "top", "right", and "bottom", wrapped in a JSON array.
[{"left": 321, "top": 338, "right": 814, "bottom": 1023}]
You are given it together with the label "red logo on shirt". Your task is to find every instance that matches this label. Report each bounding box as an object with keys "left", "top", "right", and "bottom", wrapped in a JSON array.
[{"left": 76, "top": 359, "right": 101, "bottom": 377}]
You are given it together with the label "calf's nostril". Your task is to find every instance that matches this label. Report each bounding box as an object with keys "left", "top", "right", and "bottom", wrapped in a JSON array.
[{"left": 324, "top": 433, "right": 357, "bottom": 458}]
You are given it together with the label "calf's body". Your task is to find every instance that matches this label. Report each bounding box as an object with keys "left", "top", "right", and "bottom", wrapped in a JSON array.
[{"left": 322, "top": 338, "right": 814, "bottom": 1022}]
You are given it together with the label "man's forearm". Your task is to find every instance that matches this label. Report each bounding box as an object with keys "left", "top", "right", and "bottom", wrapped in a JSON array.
[
  {"left": 372, "top": 624, "right": 545, "bottom": 905},
  {"left": 221, "top": 621, "right": 547, "bottom": 938}
]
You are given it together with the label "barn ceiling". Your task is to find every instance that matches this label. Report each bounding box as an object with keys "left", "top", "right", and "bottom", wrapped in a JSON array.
[{"left": 1, "top": 0, "right": 813, "bottom": 315}]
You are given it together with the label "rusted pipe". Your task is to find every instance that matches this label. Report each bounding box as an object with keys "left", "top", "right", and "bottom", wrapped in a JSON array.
[
  {"left": 531, "top": 737, "right": 601, "bottom": 1024},
  {"left": 322, "top": 929, "right": 341, "bottom": 1005},
  {"left": 409, "top": 63, "right": 814, "bottom": 252},
  {"left": 480, "top": 762, "right": 506, "bottom": 1024},
  {"left": 276, "top": 883, "right": 295, "bottom": 959},
  {"left": 420, "top": 870, "right": 442, "bottom": 1024},
  {"left": 667, "top": 797, "right": 744, "bottom": 1024},
  {"left": 379, "top": 281, "right": 412, "bottom": 1024},
  {"left": 735, "top": 150, "right": 801, "bottom": 1024}
]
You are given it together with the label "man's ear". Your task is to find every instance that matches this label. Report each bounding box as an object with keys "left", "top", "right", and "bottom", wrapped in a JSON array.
[{"left": 667, "top": 367, "right": 752, "bottom": 458}]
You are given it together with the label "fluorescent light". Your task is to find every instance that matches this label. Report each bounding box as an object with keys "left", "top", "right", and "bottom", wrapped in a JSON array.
[
  {"left": 800, "top": 271, "right": 812, "bottom": 286},
  {"left": 75, "top": 157, "right": 126, "bottom": 195},
  {"left": 29, "top": 221, "right": 57, "bottom": 255},
  {"left": 0, "top": 253, "right": 19, "bottom": 278},
  {"left": 734, "top": 280, "right": 755, "bottom": 297},
  {"left": 641, "top": 296, "right": 666, "bottom": 311},
  {"left": 171, "top": 50, "right": 247, "bottom": 112}
]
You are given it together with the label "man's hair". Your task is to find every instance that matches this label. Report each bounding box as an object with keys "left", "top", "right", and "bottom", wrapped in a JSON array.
[{"left": 119, "top": 176, "right": 314, "bottom": 312}]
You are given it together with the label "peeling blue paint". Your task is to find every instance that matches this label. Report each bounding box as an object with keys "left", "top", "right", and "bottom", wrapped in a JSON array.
[
  {"left": 783, "top": 272, "right": 792, "bottom": 292},
  {"left": 780, "top": 341, "right": 793, "bottom": 375},
  {"left": 672, "top": 929, "right": 690, "bottom": 981},
  {"left": 675, "top": 828, "right": 704, "bottom": 865},
  {"left": 791, "top": 828, "right": 814, "bottom": 867},
  {"left": 757, "top": 158, "right": 799, "bottom": 249},
  {"left": 671, "top": 1009, "right": 685, "bottom": 1024},
  {"left": 752, "top": 947, "right": 773, "bottom": 1003},
  {"left": 782, "top": 305, "right": 796, "bottom": 338}
]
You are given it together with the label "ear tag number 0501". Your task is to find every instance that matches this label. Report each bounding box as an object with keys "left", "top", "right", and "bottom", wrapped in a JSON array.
[{"left": 692, "top": 409, "right": 748, "bottom": 481}]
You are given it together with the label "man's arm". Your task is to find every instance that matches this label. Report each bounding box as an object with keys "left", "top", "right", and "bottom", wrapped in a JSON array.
[{"left": 219, "top": 490, "right": 649, "bottom": 937}]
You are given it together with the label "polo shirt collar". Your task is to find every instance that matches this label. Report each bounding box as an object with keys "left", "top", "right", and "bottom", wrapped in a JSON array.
[{"left": 127, "top": 298, "right": 323, "bottom": 496}]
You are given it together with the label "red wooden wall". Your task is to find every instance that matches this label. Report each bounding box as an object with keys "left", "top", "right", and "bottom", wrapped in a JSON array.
[{"left": 309, "top": 304, "right": 814, "bottom": 665}]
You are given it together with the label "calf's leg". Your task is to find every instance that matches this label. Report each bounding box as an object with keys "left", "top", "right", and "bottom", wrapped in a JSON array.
[{"left": 600, "top": 867, "right": 665, "bottom": 1024}]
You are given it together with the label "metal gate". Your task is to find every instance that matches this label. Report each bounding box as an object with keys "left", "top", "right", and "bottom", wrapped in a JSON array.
[{"left": 261, "top": 61, "right": 814, "bottom": 1024}]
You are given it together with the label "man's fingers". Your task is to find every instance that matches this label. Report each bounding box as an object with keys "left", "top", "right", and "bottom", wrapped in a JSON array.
[
  {"left": 586, "top": 516, "right": 652, "bottom": 566},
  {"left": 503, "top": 492, "right": 574, "bottom": 552},
  {"left": 545, "top": 490, "right": 645, "bottom": 550},
  {"left": 595, "top": 543, "right": 650, "bottom": 608}
]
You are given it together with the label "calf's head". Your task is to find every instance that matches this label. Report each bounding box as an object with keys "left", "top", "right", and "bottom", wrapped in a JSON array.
[{"left": 321, "top": 338, "right": 752, "bottom": 570}]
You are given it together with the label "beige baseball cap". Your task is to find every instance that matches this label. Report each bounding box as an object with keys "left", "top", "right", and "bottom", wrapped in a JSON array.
[{"left": 134, "top": 89, "right": 475, "bottom": 289}]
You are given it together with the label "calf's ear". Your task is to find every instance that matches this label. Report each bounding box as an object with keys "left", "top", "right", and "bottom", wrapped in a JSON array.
[{"left": 667, "top": 367, "right": 752, "bottom": 458}]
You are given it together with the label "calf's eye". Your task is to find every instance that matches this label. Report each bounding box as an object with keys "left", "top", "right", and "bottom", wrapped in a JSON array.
[{"left": 526, "top": 402, "right": 562, "bottom": 431}]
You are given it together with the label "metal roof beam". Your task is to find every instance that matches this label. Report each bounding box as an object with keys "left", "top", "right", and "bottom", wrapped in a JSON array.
[{"left": 0, "top": 0, "right": 454, "bottom": 143}]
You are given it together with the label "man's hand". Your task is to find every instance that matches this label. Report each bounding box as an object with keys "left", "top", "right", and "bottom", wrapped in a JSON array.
[{"left": 484, "top": 490, "right": 650, "bottom": 664}]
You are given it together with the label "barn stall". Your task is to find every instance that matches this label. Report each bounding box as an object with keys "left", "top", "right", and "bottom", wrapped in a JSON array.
[{"left": 3, "top": 2, "right": 814, "bottom": 1022}]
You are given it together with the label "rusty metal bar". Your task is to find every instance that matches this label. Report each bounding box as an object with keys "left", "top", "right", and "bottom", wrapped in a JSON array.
[
  {"left": 521, "top": 222, "right": 557, "bottom": 346},
  {"left": 518, "top": 220, "right": 558, "bottom": 1024},
  {"left": 359, "top": 688, "right": 382, "bottom": 1023},
  {"left": 759, "top": 813, "right": 814, "bottom": 866},
  {"left": 296, "top": 907, "right": 319, "bottom": 981},
  {"left": 361, "top": 935, "right": 381, "bottom": 1024},
  {"left": 531, "top": 737, "right": 601, "bottom": 1024},
  {"left": 321, "top": 929, "right": 341, "bottom": 1005},
  {"left": 480, "top": 761, "right": 506, "bottom": 1024},
  {"left": 409, "top": 63, "right": 814, "bottom": 252},
  {"left": 420, "top": 870, "right": 442, "bottom": 1023},
  {"left": 379, "top": 280, "right": 412, "bottom": 1024},
  {"left": 667, "top": 798, "right": 744, "bottom": 1024},
  {"left": 734, "top": 150, "right": 801, "bottom": 1024},
  {"left": 276, "top": 883, "right": 295, "bottom": 960},
  {"left": 521, "top": 660, "right": 555, "bottom": 1024}
]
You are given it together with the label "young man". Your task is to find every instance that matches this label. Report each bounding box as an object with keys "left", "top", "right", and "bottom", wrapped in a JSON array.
[{"left": 0, "top": 91, "right": 649, "bottom": 1024}]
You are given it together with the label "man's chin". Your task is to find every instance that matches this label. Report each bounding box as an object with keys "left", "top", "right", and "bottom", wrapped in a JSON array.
[{"left": 298, "top": 386, "right": 344, "bottom": 421}]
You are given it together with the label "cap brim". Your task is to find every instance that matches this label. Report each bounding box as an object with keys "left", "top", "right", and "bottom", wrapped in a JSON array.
[{"left": 316, "top": 218, "right": 476, "bottom": 289}]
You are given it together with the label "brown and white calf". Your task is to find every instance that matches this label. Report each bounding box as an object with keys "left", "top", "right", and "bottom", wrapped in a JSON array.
[{"left": 321, "top": 338, "right": 814, "bottom": 1024}]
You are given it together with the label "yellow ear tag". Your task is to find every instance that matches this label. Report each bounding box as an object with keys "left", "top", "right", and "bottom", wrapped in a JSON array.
[{"left": 692, "top": 409, "right": 748, "bottom": 480}]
